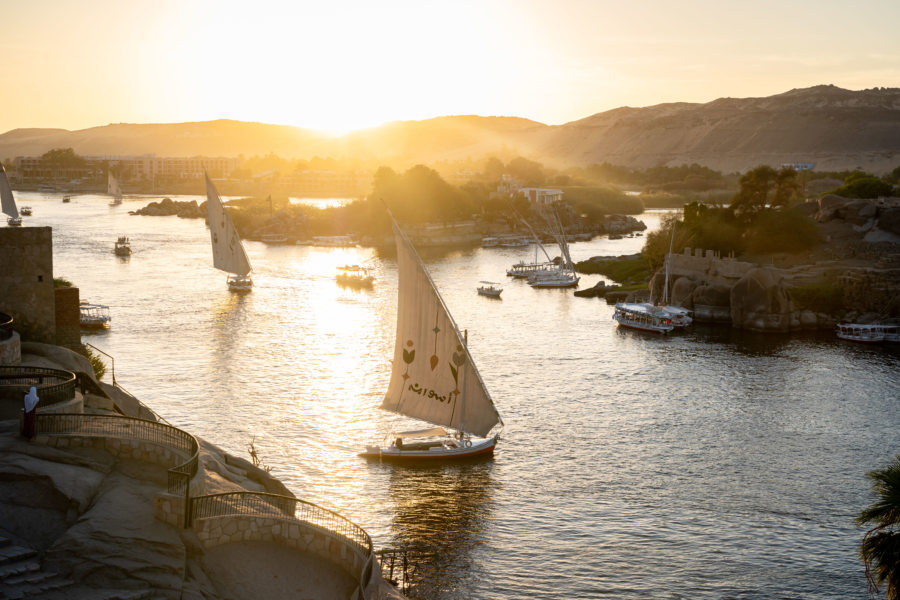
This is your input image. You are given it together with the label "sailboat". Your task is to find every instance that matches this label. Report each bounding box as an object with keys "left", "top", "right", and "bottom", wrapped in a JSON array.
[
  {"left": 612, "top": 218, "right": 690, "bottom": 333},
  {"left": 108, "top": 171, "right": 123, "bottom": 206},
  {"left": 1, "top": 165, "right": 22, "bottom": 227},
  {"left": 658, "top": 220, "right": 692, "bottom": 327},
  {"left": 528, "top": 207, "right": 579, "bottom": 288},
  {"left": 205, "top": 175, "right": 253, "bottom": 291},
  {"left": 360, "top": 215, "right": 503, "bottom": 461}
]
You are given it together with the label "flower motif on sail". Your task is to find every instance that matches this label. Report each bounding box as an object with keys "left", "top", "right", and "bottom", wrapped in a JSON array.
[
  {"left": 449, "top": 344, "right": 466, "bottom": 392},
  {"left": 402, "top": 340, "right": 416, "bottom": 365}
]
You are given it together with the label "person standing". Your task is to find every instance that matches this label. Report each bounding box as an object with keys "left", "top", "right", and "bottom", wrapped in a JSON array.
[{"left": 22, "top": 386, "right": 39, "bottom": 439}]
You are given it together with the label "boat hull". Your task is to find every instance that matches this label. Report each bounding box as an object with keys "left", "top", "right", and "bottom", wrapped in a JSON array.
[{"left": 359, "top": 436, "right": 498, "bottom": 462}]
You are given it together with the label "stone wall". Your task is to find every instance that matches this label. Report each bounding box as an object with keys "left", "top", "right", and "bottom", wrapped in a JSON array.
[
  {"left": 195, "top": 515, "right": 375, "bottom": 594},
  {"left": 667, "top": 247, "right": 756, "bottom": 286},
  {"left": 0, "top": 331, "right": 21, "bottom": 365},
  {"left": 0, "top": 227, "right": 55, "bottom": 343},
  {"left": 54, "top": 286, "right": 81, "bottom": 348}
]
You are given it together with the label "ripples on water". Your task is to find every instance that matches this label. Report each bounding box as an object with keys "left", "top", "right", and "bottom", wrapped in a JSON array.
[{"left": 19, "top": 192, "right": 900, "bottom": 599}]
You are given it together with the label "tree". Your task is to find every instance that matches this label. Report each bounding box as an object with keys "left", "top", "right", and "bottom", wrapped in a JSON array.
[
  {"left": 41, "top": 147, "right": 85, "bottom": 169},
  {"left": 858, "top": 455, "right": 900, "bottom": 599},
  {"left": 772, "top": 167, "right": 800, "bottom": 206},
  {"left": 731, "top": 165, "right": 776, "bottom": 221}
]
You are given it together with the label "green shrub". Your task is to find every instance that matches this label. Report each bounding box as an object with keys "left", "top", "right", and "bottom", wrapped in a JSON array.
[
  {"left": 575, "top": 255, "right": 652, "bottom": 283},
  {"left": 53, "top": 277, "right": 73, "bottom": 288},
  {"left": 77, "top": 345, "right": 106, "bottom": 381},
  {"left": 745, "top": 208, "right": 820, "bottom": 254}
]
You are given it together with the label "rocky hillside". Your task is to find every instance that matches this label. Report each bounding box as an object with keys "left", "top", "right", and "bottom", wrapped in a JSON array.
[{"left": 2, "top": 86, "right": 899, "bottom": 173}]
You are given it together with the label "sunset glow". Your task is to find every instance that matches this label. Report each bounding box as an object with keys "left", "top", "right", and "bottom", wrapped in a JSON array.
[{"left": 3, "top": 0, "right": 900, "bottom": 133}]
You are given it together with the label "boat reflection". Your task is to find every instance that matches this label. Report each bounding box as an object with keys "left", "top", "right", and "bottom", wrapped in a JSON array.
[{"left": 385, "top": 459, "right": 496, "bottom": 599}]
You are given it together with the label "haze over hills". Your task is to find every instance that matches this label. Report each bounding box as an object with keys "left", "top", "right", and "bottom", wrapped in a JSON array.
[{"left": 1, "top": 85, "right": 898, "bottom": 173}]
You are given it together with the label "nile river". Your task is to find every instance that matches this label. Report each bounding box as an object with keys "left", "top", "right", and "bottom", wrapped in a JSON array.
[{"left": 16, "top": 191, "right": 900, "bottom": 599}]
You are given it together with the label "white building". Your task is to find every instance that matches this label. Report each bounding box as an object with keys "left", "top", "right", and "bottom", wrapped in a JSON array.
[{"left": 518, "top": 187, "right": 564, "bottom": 205}]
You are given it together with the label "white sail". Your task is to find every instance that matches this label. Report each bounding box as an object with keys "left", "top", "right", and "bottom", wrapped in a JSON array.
[
  {"left": 108, "top": 171, "right": 122, "bottom": 200},
  {"left": 0, "top": 165, "right": 18, "bottom": 219},
  {"left": 381, "top": 220, "right": 501, "bottom": 437},
  {"left": 205, "top": 175, "right": 251, "bottom": 277}
]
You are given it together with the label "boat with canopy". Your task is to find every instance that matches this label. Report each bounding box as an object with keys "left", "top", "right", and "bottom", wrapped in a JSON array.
[
  {"left": 205, "top": 175, "right": 253, "bottom": 291},
  {"left": 360, "top": 214, "right": 503, "bottom": 461}
]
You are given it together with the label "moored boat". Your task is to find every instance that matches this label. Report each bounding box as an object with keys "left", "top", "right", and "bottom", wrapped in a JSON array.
[
  {"left": 360, "top": 212, "right": 503, "bottom": 462},
  {"left": 613, "top": 302, "right": 675, "bottom": 334},
  {"left": 79, "top": 302, "right": 111, "bottom": 328},
  {"left": 836, "top": 323, "right": 887, "bottom": 343}
]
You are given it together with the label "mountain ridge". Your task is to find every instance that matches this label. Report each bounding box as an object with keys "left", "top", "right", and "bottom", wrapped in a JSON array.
[{"left": 2, "top": 85, "right": 899, "bottom": 173}]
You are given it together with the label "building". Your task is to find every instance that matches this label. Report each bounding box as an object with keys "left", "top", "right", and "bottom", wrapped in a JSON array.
[
  {"left": 518, "top": 187, "right": 564, "bottom": 205},
  {"left": 14, "top": 155, "right": 240, "bottom": 184}
]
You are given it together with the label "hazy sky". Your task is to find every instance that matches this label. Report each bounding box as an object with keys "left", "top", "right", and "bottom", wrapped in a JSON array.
[{"left": 3, "top": 0, "right": 899, "bottom": 133}]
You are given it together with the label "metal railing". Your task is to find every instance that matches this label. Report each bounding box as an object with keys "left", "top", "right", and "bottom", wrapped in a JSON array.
[
  {"left": 191, "top": 492, "right": 372, "bottom": 554},
  {"left": 83, "top": 342, "right": 116, "bottom": 386},
  {"left": 191, "top": 491, "right": 377, "bottom": 599},
  {"left": 0, "top": 312, "right": 13, "bottom": 341},
  {"left": 34, "top": 412, "right": 199, "bottom": 516},
  {"left": 31, "top": 413, "right": 377, "bottom": 598},
  {"left": 0, "top": 366, "right": 76, "bottom": 408}
]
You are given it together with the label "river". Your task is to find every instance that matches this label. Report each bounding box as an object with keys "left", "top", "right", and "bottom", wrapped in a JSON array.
[{"left": 14, "top": 191, "right": 900, "bottom": 599}]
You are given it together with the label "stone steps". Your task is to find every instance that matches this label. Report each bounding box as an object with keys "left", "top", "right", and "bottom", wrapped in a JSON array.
[
  {"left": 0, "top": 560, "right": 40, "bottom": 582},
  {"left": 0, "top": 544, "right": 37, "bottom": 567}
]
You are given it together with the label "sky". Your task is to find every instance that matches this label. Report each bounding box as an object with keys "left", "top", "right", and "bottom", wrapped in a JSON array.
[{"left": 3, "top": 0, "right": 900, "bottom": 134}]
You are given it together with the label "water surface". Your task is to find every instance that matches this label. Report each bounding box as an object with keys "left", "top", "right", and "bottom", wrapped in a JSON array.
[{"left": 16, "top": 192, "right": 900, "bottom": 599}]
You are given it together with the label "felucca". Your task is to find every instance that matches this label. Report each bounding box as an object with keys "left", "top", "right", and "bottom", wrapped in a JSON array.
[
  {"left": 205, "top": 175, "right": 253, "bottom": 291},
  {"left": 108, "top": 171, "right": 123, "bottom": 206},
  {"left": 0, "top": 165, "right": 22, "bottom": 227},
  {"left": 360, "top": 215, "right": 503, "bottom": 461}
]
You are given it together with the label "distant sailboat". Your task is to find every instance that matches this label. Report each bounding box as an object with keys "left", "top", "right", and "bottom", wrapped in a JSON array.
[
  {"left": 205, "top": 175, "right": 253, "bottom": 291},
  {"left": 108, "top": 171, "right": 123, "bottom": 205},
  {"left": 360, "top": 213, "right": 503, "bottom": 461},
  {"left": 0, "top": 165, "right": 22, "bottom": 226}
]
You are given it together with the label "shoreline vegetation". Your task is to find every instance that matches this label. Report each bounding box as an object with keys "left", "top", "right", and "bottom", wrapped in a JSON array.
[{"left": 21, "top": 148, "right": 900, "bottom": 331}]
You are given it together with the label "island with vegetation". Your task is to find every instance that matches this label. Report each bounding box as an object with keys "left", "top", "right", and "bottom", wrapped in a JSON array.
[{"left": 578, "top": 165, "right": 900, "bottom": 332}]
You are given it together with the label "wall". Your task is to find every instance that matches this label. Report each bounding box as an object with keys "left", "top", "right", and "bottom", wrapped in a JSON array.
[
  {"left": 0, "top": 227, "right": 55, "bottom": 343},
  {"left": 195, "top": 515, "right": 373, "bottom": 590},
  {"left": 0, "top": 331, "right": 21, "bottom": 365},
  {"left": 54, "top": 286, "right": 81, "bottom": 348}
]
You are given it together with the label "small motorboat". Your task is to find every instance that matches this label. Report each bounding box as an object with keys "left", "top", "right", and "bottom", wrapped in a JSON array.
[
  {"left": 336, "top": 265, "right": 374, "bottom": 287},
  {"left": 114, "top": 236, "right": 132, "bottom": 256},
  {"left": 19, "top": 206, "right": 32, "bottom": 216},
  {"left": 62, "top": 195, "right": 71, "bottom": 203},
  {"left": 476, "top": 281, "right": 503, "bottom": 298}
]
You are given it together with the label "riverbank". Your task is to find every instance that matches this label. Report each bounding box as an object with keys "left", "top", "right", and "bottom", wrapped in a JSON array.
[
  {"left": 576, "top": 195, "right": 900, "bottom": 332},
  {"left": 0, "top": 342, "right": 402, "bottom": 600}
]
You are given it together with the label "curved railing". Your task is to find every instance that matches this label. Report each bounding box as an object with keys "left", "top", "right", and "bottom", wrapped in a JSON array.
[
  {"left": 31, "top": 413, "right": 377, "bottom": 598},
  {"left": 34, "top": 412, "right": 199, "bottom": 502},
  {"left": 0, "top": 312, "right": 13, "bottom": 341},
  {"left": 0, "top": 367, "right": 76, "bottom": 415},
  {"left": 191, "top": 491, "right": 377, "bottom": 599}
]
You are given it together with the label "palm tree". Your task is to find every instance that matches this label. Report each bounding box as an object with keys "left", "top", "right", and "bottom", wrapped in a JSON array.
[{"left": 858, "top": 455, "right": 900, "bottom": 599}]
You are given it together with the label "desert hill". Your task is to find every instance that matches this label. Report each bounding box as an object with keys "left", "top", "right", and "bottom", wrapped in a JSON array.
[{"left": 2, "top": 85, "right": 899, "bottom": 173}]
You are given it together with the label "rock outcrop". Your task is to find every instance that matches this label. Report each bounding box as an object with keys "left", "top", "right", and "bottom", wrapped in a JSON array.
[
  {"left": 730, "top": 267, "right": 797, "bottom": 332},
  {"left": 131, "top": 198, "right": 205, "bottom": 219}
]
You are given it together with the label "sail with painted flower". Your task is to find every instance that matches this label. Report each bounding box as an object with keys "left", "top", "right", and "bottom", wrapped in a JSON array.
[{"left": 381, "top": 219, "right": 501, "bottom": 438}]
